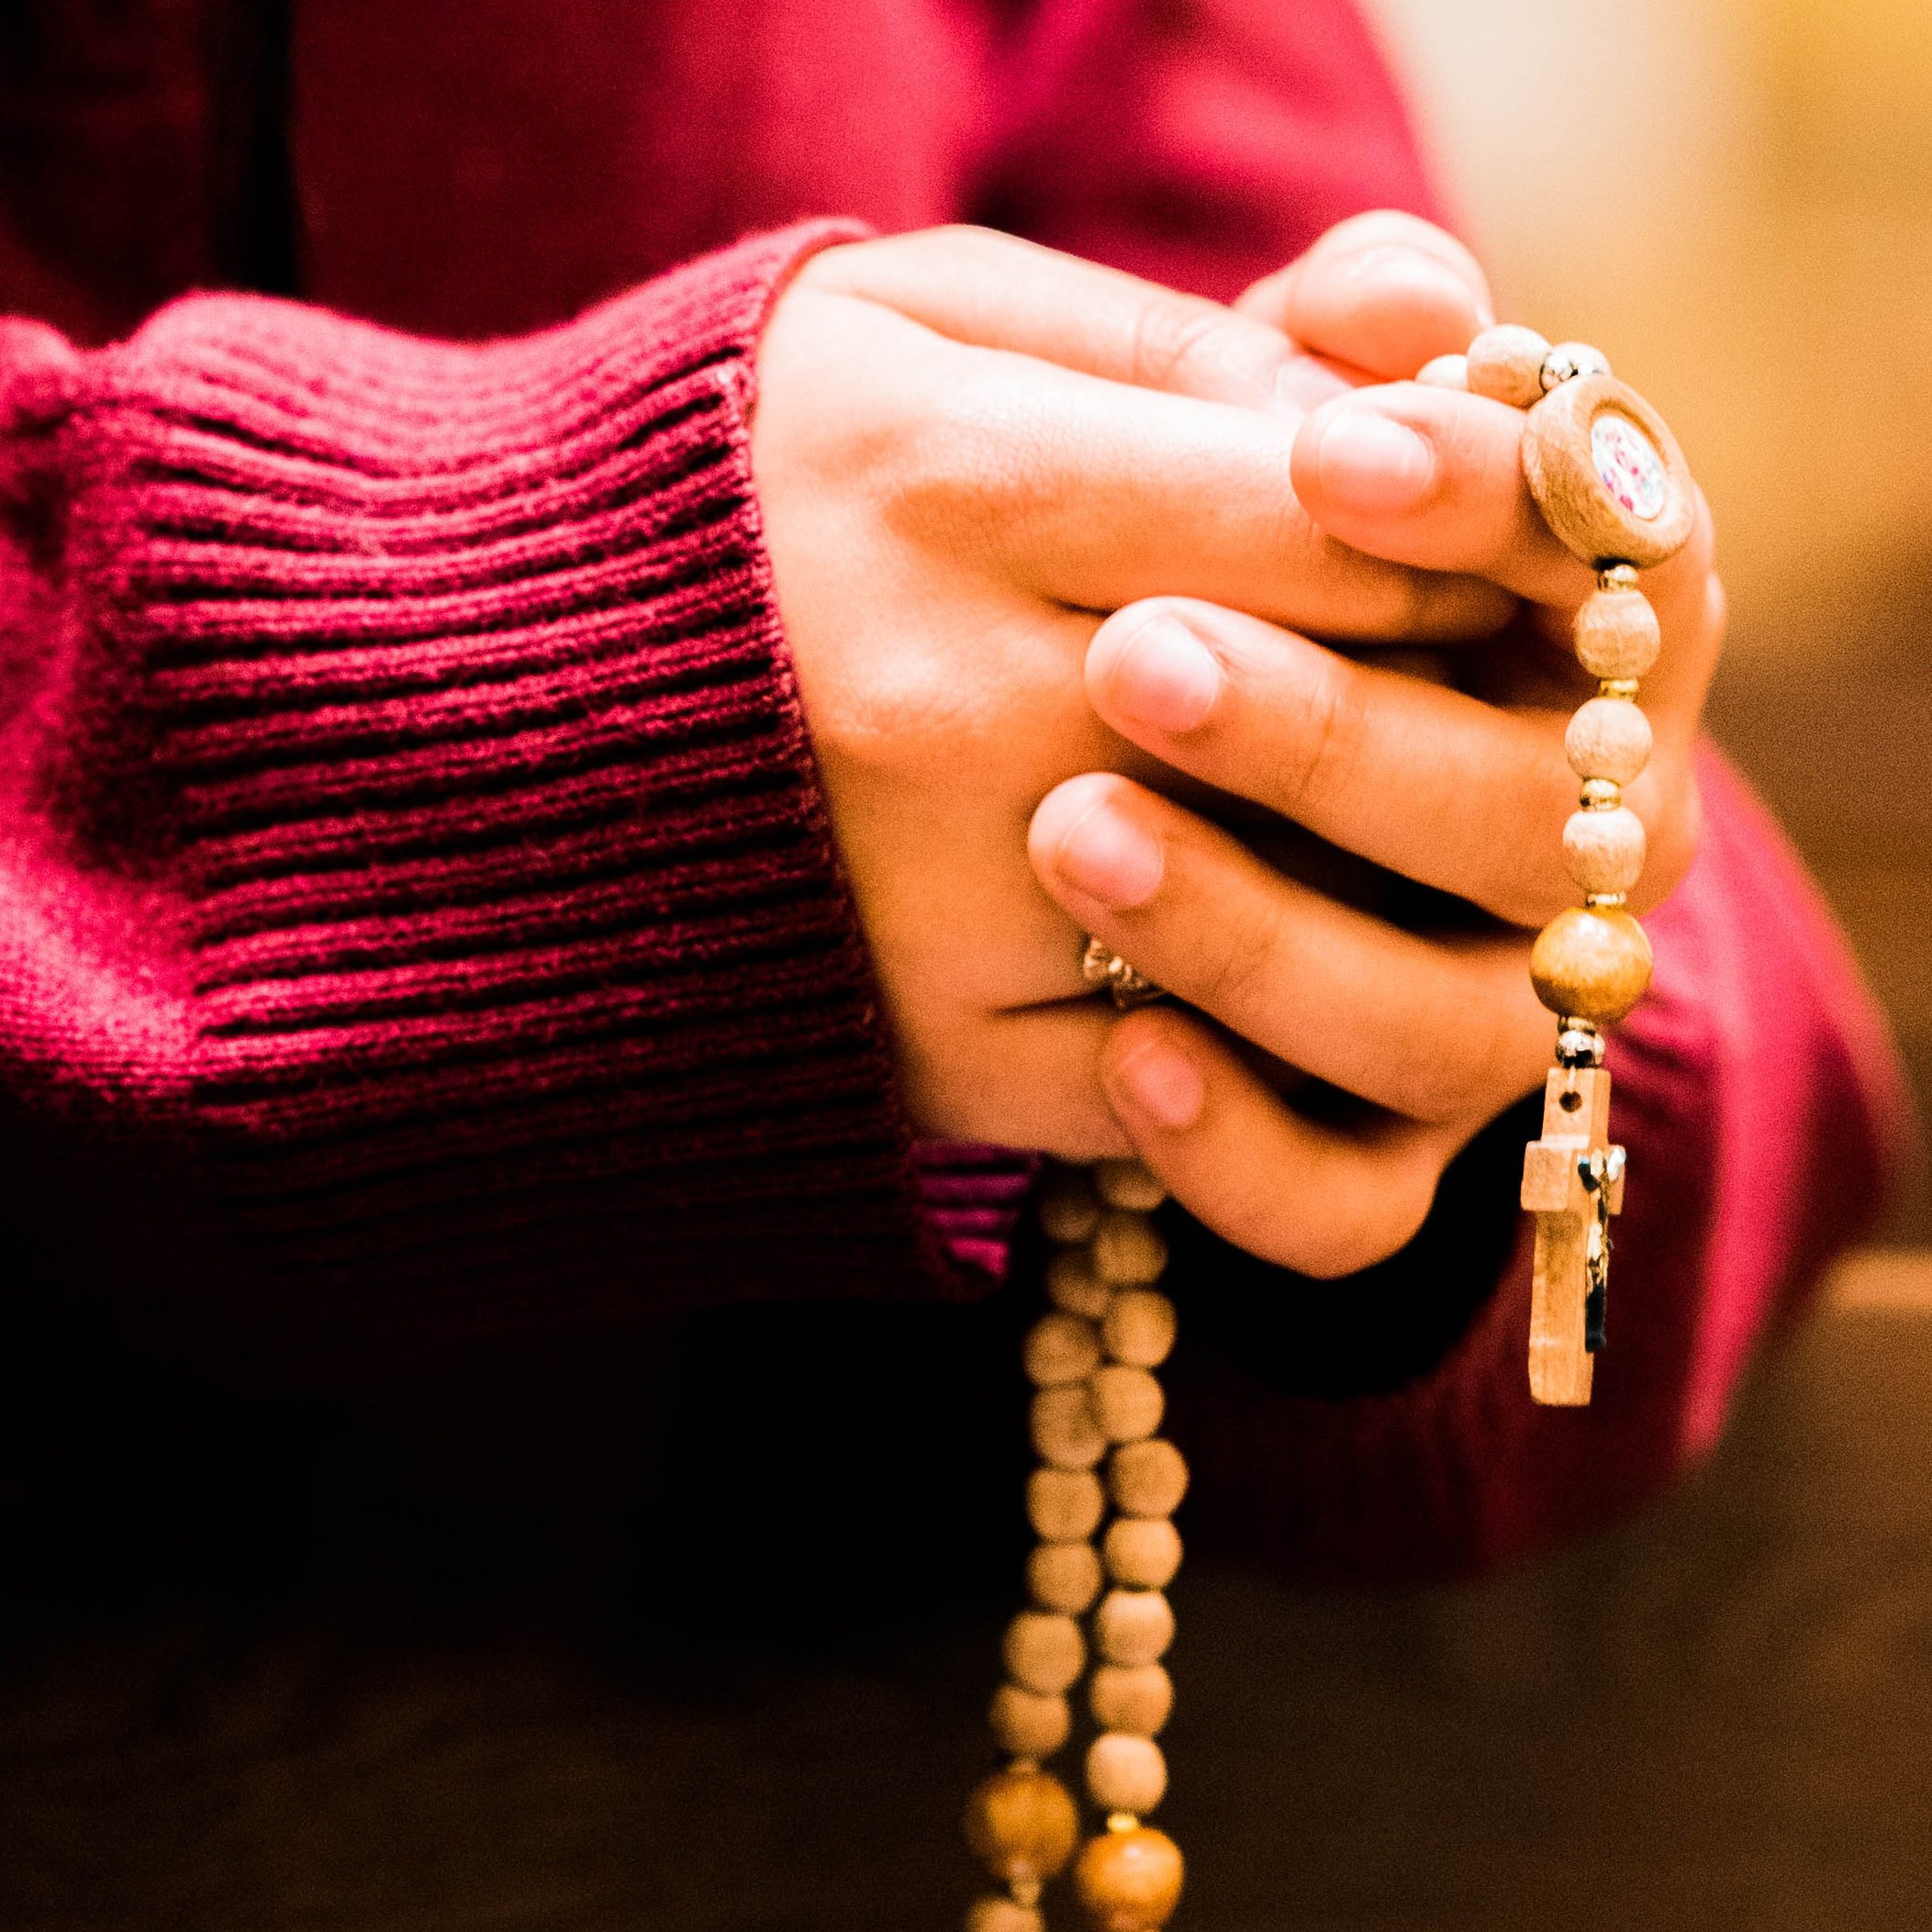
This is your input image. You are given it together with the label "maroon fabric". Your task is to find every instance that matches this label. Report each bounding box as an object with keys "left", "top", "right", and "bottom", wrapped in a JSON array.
[{"left": 0, "top": 0, "right": 1909, "bottom": 1574}]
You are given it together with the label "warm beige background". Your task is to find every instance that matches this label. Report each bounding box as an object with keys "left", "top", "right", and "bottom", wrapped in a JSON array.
[
  {"left": 1371, "top": 0, "right": 1932, "bottom": 1235},
  {"left": 1369, "top": 0, "right": 1932, "bottom": 633}
]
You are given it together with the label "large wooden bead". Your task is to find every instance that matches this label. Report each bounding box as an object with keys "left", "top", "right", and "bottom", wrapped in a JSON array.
[
  {"left": 1037, "top": 1168, "right": 1101, "bottom": 1245},
  {"left": 1102, "top": 1290, "right": 1178, "bottom": 1369},
  {"left": 1047, "top": 1247, "right": 1114, "bottom": 1322},
  {"left": 1563, "top": 805, "right": 1647, "bottom": 896},
  {"left": 1029, "top": 1539, "right": 1103, "bottom": 1614},
  {"left": 1087, "top": 1733, "right": 1168, "bottom": 1815},
  {"left": 964, "top": 1765, "right": 1080, "bottom": 1888},
  {"left": 1573, "top": 586, "right": 1661, "bottom": 680},
  {"left": 1005, "top": 1612, "right": 1086, "bottom": 1695},
  {"left": 1024, "top": 1312, "right": 1101, "bottom": 1388},
  {"left": 1096, "top": 1589, "right": 1175, "bottom": 1667},
  {"left": 1073, "top": 1826, "right": 1185, "bottom": 1932},
  {"left": 1566, "top": 695, "right": 1652, "bottom": 784},
  {"left": 1091, "top": 1662, "right": 1174, "bottom": 1737},
  {"left": 1092, "top": 1211, "right": 1167, "bottom": 1285},
  {"left": 1529, "top": 906, "right": 1654, "bottom": 1024},
  {"left": 966, "top": 1898, "right": 1044, "bottom": 1932},
  {"left": 1033, "top": 1384, "right": 1107, "bottom": 1470},
  {"left": 1028, "top": 1468, "right": 1105, "bottom": 1543},
  {"left": 1103, "top": 1516, "right": 1182, "bottom": 1590},
  {"left": 1522, "top": 373, "right": 1696, "bottom": 568},
  {"left": 1466, "top": 324, "right": 1552, "bottom": 408},
  {"left": 991, "top": 1682, "right": 1073, "bottom": 1759},
  {"left": 1090, "top": 1365, "right": 1165, "bottom": 1443},
  {"left": 1109, "top": 1438, "right": 1189, "bottom": 1519},
  {"left": 1094, "top": 1160, "right": 1167, "bottom": 1212}
]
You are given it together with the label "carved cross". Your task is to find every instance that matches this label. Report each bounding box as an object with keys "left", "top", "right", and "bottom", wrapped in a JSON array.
[{"left": 1520, "top": 1065, "right": 1625, "bottom": 1407}]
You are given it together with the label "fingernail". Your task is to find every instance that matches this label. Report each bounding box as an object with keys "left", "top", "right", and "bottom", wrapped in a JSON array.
[
  {"left": 1111, "top": 1034, "right": 1204, "bottom": 1131},
  {"left": 1051, "top": 796, "right": 1163, "bottom": 908},
  {"left": 1312, "top": 408, "right": 1435, "bottom": 513},
  {"left": 1099, "top": 611, "right": 1221, "bottom": 733}
]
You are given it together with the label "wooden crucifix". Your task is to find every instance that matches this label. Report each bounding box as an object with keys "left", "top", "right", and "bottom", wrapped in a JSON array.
[{"left": 1520, "top": 1061, "right": 1625, "bottom": 1407}]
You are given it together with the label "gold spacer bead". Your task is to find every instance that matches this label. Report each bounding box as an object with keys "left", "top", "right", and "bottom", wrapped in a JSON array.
[
  {"left": 1580, "top": 778, "right": 1621, "bottom": 810},
  {"left": 1598, "top": 564, "right": 1639, "bottom": 593},
  {"left": 1584, "top": 892, "right": 1627, "bottom": 910},
  {"left": 1109, "top": 1813, "right": 1140, "bottom": 1834},
  {"left": 1599, "top": 678, "right": 1640, "bottom": 701},
  {"left": 1011, "top": 1879, "right": 1043, "bottom": 1910}
]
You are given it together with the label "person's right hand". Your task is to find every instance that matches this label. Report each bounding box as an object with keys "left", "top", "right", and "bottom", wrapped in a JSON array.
[{"left": 751, "top": 225, "right": 1511, "bottom": 1164}]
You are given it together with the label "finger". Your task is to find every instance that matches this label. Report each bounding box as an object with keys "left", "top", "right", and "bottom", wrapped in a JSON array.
[
  {"left": 1097, "top": 1005, "right": 1462, "bottom": 1277},
  {"left": 903, "top": 1000, "right": 1135, "bottom": 1161},
  {"left": 1235, "top": 211, "right": 1495, "bottom": 378},
  {"left": 931, "top": 345, "right": 1516, "bottom": 642},
  {"left": 1288, "top": 383, "right": 1722, "bottom": 713},
  {"left": 805, "top": 224, "right": 1349, "bottom": 413},
  {"left": 1082, "top": 597, "right": 1698, "bottom": 923},
  {"left": 1027, "top": 774, "right": 1552, "bottom": 1123}
]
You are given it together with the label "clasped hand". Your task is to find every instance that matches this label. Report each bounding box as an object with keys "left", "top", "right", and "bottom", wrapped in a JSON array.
[{"left": 752, "top": 214, "right": 1720, "bottom": 1276}]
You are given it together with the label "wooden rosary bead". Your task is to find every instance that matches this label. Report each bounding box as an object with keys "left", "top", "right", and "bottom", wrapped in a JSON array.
[
  {"left": 1029, "top": 1539, "right": 1103, "bottom": 1615},
  {"left": 1522, "top": 373, "right": 1695, "bottom": 568},
  {"left": 1562, "top": 804, "right": 1647, "bottom": 896},
  {"left": 1529, "top": 905, "right": 1654, "bottom": 1025},
  {"left": 1004, "top": 1611, "right": 1087, "bottom": 1695},
  {"left": 1573, "top": 586, "right": 1661, "bottom": 681},
  {"left": 1090, "top": 1364, "right": 1165, "bottom": 1443},
  {"left": 1095, "top": 1589, "right": 1176, "bottom": 1668},
  {"left": 1466, "top": 323, "right": 1551, "bottom": 408},
  {"left": 1046, "top": 1247, "right": 1115, "bottom": 1322},
  {"left": 1087, "top": 1733, "right": 1168, "bottom": 1816},
  {"left": 1037, "top": 1168, "right": 1102, "bottom": 1245},
  {"left": 1565, "top": 694, "right": 1652, "bottom": 785},
  {"left": 1090, "top": 1662, "right": 1174, "bottom": 1737},
  {"left": 1094, "top": 1159, "right": 1167, "bottom": 1212},
  {"left": 1032, "top": 1384, "right": 1107, "bottom": 1470},
  {"left": 991, "top": 1682, "right": 1073, "bottom": 1759},
  {"left": 1023, "top": 1312, "right": 1101, "bottom": 1388},
  {"left": 964, "top": 1765, "right": 1081, "bottom": 1888},
  {"left": 1092, "top": 1211, "right": 1168, "bottom": 1286},
  {"left": 1103, "top": 1516, "right": 1182, "bottom": 1590},
  {"left": 1108, "top": 1438, "right": 1189, "bottom": 1519},
  {"left": 966, "top": 1898, "right": 1044, "bottom": 1932},
  {"left": 1073, "top": 1825, "right": 1185, "bottom": 1932},
  {"left": 1028, "top": 1468, "right": 1105, "bottom": 1543},
  {"left": 1101, "top": 1290, "right": 1177, "bottom": 1369}
]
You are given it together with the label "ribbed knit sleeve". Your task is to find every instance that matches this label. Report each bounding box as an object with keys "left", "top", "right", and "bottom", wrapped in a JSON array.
[{"left": 0, "top": 223, "right": 1000, "bottom": 1364}]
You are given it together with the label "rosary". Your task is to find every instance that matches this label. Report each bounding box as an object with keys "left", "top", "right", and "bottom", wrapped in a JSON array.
[{"left": 958, "top": 322, "right": 1697, "bottom": 1930}]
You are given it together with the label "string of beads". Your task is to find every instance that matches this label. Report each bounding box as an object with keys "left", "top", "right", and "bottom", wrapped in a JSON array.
[
  {"left": 1446, "top": 323, "right": 1695, "bottom": 1402},
  {"left": 964, "top": 1158, "right": 1187, "bottom": 1932}
]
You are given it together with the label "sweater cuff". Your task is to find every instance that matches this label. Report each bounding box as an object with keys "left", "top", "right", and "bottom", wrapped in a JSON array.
[{"left": 49, "top": 222, "right": 997, "bottom": 1348}]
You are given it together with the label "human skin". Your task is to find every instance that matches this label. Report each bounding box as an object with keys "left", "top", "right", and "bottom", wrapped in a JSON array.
[{"left": 751, "top": 212, "right": 1721, "bottom": 1276}]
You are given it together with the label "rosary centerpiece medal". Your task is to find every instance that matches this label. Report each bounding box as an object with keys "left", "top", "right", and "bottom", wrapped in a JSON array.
[{"left": 1463, "top": 327, "right": 1697, "bottom": 1406}]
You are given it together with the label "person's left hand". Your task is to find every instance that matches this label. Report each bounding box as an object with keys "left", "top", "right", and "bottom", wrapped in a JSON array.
[{"left": 1026, "top": 212, "right": 1724, "bottom": 1276}]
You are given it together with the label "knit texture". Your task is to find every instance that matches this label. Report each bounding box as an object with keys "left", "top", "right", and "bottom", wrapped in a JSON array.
[{"left": 1, "top": 222, "right": 1009, "bottom": 1361}]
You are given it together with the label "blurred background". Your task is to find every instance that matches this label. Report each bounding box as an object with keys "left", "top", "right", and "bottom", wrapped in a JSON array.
[{"left": 8, "top": 5, "right": 1932, "bottom": 1930}]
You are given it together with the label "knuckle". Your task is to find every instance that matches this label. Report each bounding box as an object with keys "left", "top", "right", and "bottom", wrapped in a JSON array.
[
  {"left": 1129, "top": 295, "right": 1276, "bottom": 401},
  {"left": 1274, "top": 651, "right": 1358, "bottom": 820},
  {"left": 1196, "top": 891, "right": 1282, "bottom": 1017}
]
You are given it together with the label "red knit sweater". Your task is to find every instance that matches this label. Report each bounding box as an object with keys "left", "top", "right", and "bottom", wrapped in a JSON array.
[{"left": 0, "top": 0, "right": 1907, "bottom": 1577}]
